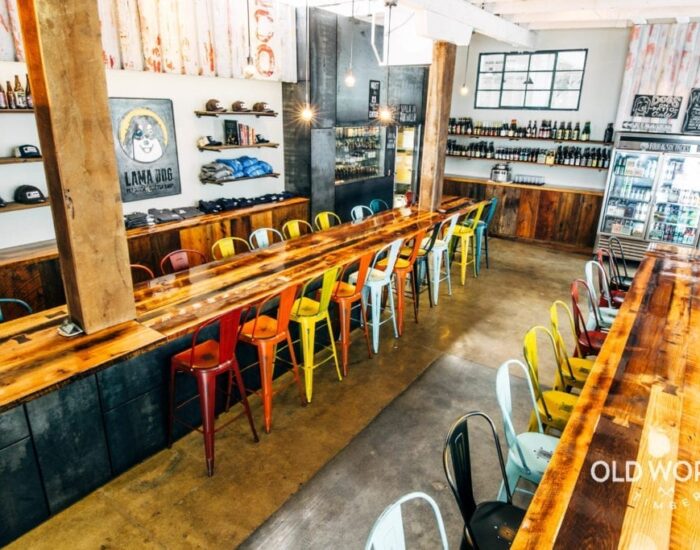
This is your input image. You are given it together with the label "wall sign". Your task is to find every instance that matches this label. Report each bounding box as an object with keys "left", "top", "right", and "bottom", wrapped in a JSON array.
[
  {"left": 368, "top": 80, "right": 381, "bottom": 120},
  {"left": 398, "top": 104, "right": 417, "bottom": 124},
  {"left": 630, "top": 94, "right": 682, "bottom": 119},
  {"left": 109, "top": 98, "right": 181, "bottom": 203},
  {"left": 682, "top": 88, "right": 700, "bottom": 134}
]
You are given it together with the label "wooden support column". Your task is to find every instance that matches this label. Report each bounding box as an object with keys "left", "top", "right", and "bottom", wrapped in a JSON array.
[
  {"left": 419, "top": 41, "right": 457, "bottom": 211},
  {"left": 18, "top": 1, "right": 135, "bottom": 333}
]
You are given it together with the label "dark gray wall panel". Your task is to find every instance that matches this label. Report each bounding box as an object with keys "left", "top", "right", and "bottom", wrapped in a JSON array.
[
  {"left": 25, "top": 376, "right": 111, "bottom": 514},
  {"left": 0, "top": 405, "right": 29, "bottom": 449},
  {"left": 310, "top": 129, "right": 336, "bottom": 216},
  {"left": 310, "top": 8, "right": 338, "bottom": 129},
  {"left": 335, "top": 177, "right": 394, "bottom": 222}
]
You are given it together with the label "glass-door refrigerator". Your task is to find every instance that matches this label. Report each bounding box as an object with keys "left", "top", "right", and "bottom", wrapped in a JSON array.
[
  {"left": 595, "top": 133, "right": 700, "bottom": 260},
  {"left": 394, "top": 125, "right": 422, "bottom": 204}
]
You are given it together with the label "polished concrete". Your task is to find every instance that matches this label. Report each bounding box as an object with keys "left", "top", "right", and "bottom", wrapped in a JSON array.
[{"left": 8, "top": 239, "right": 588, "bottom": 549}]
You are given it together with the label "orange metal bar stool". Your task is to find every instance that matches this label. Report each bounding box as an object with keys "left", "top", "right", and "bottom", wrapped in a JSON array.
[
  {"left": 168, "top": 308, "right": 259, "bottom": 476},
  {"left": 376, "top": 229, "right": 426, "bottom": 336},
  {"left": 239, "top": 285, "right": 306, "bottom": 433},
  {"left": 330, "top": 252, "right": 373, "bottom": 376}
]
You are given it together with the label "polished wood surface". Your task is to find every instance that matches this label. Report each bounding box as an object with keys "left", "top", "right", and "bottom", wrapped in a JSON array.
[
  {"left": 444, "top": 174, "right": 604, "bottom": 196},
  {"left": 0, "top": 197, "right": 475, "bottom": 412},
  {"left": 444, "top": 174, "right": 603, "bottom": 252},
  {"left": 513, "top": 243, "right": 700, "bottom": 549},
  {"left": 0, "top": 198, "right": 309, "bottom": 318}
]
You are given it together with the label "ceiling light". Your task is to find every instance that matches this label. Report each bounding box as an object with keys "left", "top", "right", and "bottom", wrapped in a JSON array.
[
  {"left": 460, "top": 84, "right": 469, "bottom": 96},
  {"left": 243, "top": 56, "right": 256, "bottom": 79},
  {"left": 344, "top": 69, "right": 356, "bottom": 87}
]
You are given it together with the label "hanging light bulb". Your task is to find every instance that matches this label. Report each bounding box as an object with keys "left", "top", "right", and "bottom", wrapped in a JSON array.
[
  {"left": 344, "top": 69, "right": 356, "bottom": 88},
  {"left": 460, "top": 83, "right": 469, "bottom": 96},
  {"left": 345, "top": 0, "right": 356, "bottom": 88},
  {"left": 300, "top": 103, "right": 315, "bottom": 122},
  {"left": 298, "top": 0, "right": 315, "bottom": 124},
  {"left": 244, "top": 56, "right": 256, "bottom": 79},
  {"left": 378, "top": 105, "right": 393, "bottom": 124},
  {"left": 459, "top": 44, "right": 471, "bottom": 98}
]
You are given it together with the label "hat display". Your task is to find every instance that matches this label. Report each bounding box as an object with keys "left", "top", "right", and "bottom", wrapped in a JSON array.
[
  {"left": 14, "top": 145, "right": 41, "bottom": 158},
  {"left": 205, "top": 99, "right": 225, "bottom": 112},
  {"left": 14, "top": 185, "right": 47, "bottom": 204},
  {"left": 197, "top": 136, "right": 223, "bottom": 148},
  {"left": 252, "top": 102, "right": 272, "bottom": 113},
  {"left": 231, "top": 100, "right": 250, "bottom": 112}
]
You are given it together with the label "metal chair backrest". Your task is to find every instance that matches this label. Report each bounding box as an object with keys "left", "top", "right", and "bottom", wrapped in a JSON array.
[
  {"left": 420, "top": 221, "right": 443, "bottom": 255},
  {"left": 585, "top": 260, "right": 613, "bottom": 310},
  {"left": 571, "top": 278, "right": 602, "bottom": 332},
  {"left": 282, "top": 219, "right": 314, "bottom": 240},
  {"left": 608, "top": 236, "right": 630, "bottom": 284},
  {"left": 249, "top": 228, "right": 284, "bottom": 250},
  {"left": 402, "top": 229, "right": 427, "bottom": 267},
  {"left": 443, "top": 411, "right": 514, "bottom": 531},
  {"left": 294, "top": 266, "right": 342, "bottom": 317},
  {"left": 0, "top": 298, "right": 32, "bottom": 322},
  {"left": 314, "top": 211, "right": 342, "bottom": 231},
  {"left": 460, "top": 200, "right": 488, "bottom": 229},
  {"left": 496, "top": 360, "right": 546, "bottom": 475},
  {"left": 130, "top": 264, "right": 155, "bottom": 284},
  {"left": 440, "top": 213, "right": 460, "bottom": 243},
  {"left": 185, "top": 308, "right": 245, "bottom": 368},
  {"left": 523, "top": 326, "right": 562, "bottom": 420},
  {"left": 570, "top": 280, "right": 600, "bottom": 351},
  {"left": 481, "top": 197, "right": 498, "bottom": 228},
  {"left": 550, "top": 300, "right": 582, "bottom": 372},
  {"left": 351, "top": 205, "right": 374, "bottom": 221},
  {"left": 369, "top": 198, "right": 390, "bottom": 214},
  {"left": 364, "top": 491, "right": 448, "bottom": 550},
  {"left": 160, "top": 249, "right": 207, "bottom": 275},
  {"left": 212, "top": 237, "right": 251, "bottom": 260},
  {"left": 334, "top": 252, "right": 374, "bottom": 300},
  {"left": 369, "top": 238, "right": 404, "bottom": 285},
  {"left": 243, "top": 284, "right": 299, "bottom": 339}
]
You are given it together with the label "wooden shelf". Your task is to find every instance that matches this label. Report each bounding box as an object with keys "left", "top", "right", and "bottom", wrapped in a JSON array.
[
  {"left": 194, "top": 110, "right": 278, "bottom": 118},
  {"left": 0, "top": 156, "right": 42, "bottom": 165},
  {"left": 198, "top": 143, "right": 280, "bottom": 152},
  {"left": 0, "top": 108, "right": 34, "bottom": 114},
  {"left": 200, "top": 172, "right": 280, "bottom": 185},
  {"left": 0, "top": 200, "right": 49, "bottom": 213},
  {"left": 444, "top": 173, "right": 605, "bottom": 196},
  {"left": 448, "top": 134, "right": 610, "bottom": 146},
  {"left": 446, "top": 154, "right": 608, "bottom": 171}
]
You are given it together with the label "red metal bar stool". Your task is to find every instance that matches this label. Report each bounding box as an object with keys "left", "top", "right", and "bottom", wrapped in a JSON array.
[
  {"left": 570, "top": 279, "right": 607, "bottom": 357},
  {"left": 239, "top": 285, "right": 306, "bottom": 433},
  {"left": 330, "top": 252, "right": 373, "bottom": 376},
  {"left": 160, "top": 249, "right": 206, "bottom": 275},
  {"left": 168, "top": 308, "right": 259, "bottom": 476},
  {"left": 130, "top": 263, "right": 155, "bottom": 284}
]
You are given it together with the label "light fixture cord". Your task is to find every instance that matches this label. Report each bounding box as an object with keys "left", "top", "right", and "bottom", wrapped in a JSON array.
[
  {"left": 462, "top": 44, "right": 469, "bottom": 87},
  {"left": 246, "top": 0, "right": 252, "bottom": 59},
  {"left": 306, "top": 0, "right": 310, "bottom": 105},
  {"left": 385, "top": 2, "right": 393, "bottom": 109},
  {"left": 349, "top": 0, "right": 355, "bottom": 70}
]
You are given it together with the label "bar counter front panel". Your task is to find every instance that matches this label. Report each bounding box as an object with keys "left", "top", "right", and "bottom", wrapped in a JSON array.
[{"left": 0, "top": 197, "right": 475, "bottom": 545}]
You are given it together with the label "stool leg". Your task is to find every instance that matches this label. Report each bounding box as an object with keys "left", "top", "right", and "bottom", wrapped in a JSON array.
[
  {"left": 167, "top": 363, "right": 176, "bottom": 448},
  {"left": 286, "top": 332, "right": 307, "bottom": 406},
  {"left": 394, "top": 271, "right": 406, "bottom": 336},
  {"left": 387, "top": 283, "right": 399, "bottom": 339},
  {"left": 430, "top": 252, "right": 440, "bottom": 305},
  {"left": 325, "top": 312, "right": 342, "bottom": 381},
  {"left": 258, "top": 342, "right": 275, "bottom": 433},
  {"left": 425, "top": 259, "right": 434, "bottom": 308},
  {"left": 370, "top": 285, "right": 381, "bottom": 354},
  {"left": 300, "top": 321, "right": 316, "bottom": 402},
  {"left": 485, "top": 230, "right": 490, "bottom": 269},
  {"left": 410, "top": 270, "right": 419, "bottom": 323},
  {"left": 225, "top": 370, "right": 233, "bottom": 413},
  {"left": 460, "top": 234, "right": 468, "bottom": 286},
  {"left": 360, "top": 298, "right": 372, "bottom": 359},
  {"left": 338, "top": 301, "right": 350, "bottom": 376},
  {"left": 196, "top": 371, "right": 217, "bottom": 476},
  {"left": 444, "top": 249, "right": 452, "bottom": 296},
  {"left": 230, "top": 361, "right": 259, "bottom": 443}
]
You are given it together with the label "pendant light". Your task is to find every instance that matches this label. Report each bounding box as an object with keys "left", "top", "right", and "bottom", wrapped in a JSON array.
[
  {"left": 299, "top": 0, "right": 315, "bottom": 123},
  {"left": 344, "top": 0, "right": 356, "bottom": 87},
  {"left": 459, "top": 45, "right": 470, "bottom": 96},
  {"left": 243, "top": 0, "right": 256, "bottom": 79},
  {"left": 378, "top": 0, "right": 395, "bottom": 124}
]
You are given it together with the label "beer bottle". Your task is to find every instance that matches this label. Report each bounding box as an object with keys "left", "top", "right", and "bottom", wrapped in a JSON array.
[
  {"left": 572, "top": 122, "right": 580, "bottom": 141},
  {"left": 13, "top": 75, "right": 26, "bottom": 108},
  {"left": 25, "top": 74, "right": 33, "bottom": 109},
  {"left": 0, "top": 81, "right": 7, "bottom": 109},
  {"left": 6, "top": 80, "right": 16, "bottom": 109}
]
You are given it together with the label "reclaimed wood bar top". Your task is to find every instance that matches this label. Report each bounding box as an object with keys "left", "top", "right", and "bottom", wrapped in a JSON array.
[
  {"left": 513, "top": 243, "right": 700, "bottom": 549},
  {"left": 444, "top": 173, "right": 605, "bottom": 196},
  {"left": 0, "top": 197, "right": 476, "bottom": 412}
]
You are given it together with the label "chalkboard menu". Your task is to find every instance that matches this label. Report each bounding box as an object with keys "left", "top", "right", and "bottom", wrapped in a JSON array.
[
  {"left": 398, "top": 104, "right": 417, "bottom": 124},
  {"left": 682, "top": 88, "right": 700, "bottom": 135},
  {"left": 368, "top": 80, "right": 380, "bottom": 120}
]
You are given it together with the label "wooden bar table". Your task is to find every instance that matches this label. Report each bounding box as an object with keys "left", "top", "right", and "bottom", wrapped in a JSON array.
[{"left": 513, "top": 243, "right": 700, "bottom": 549}]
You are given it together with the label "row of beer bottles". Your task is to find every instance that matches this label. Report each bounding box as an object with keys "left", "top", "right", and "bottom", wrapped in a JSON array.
[{"left": 0, "top": 75, "right": 33, "bottom": 110}]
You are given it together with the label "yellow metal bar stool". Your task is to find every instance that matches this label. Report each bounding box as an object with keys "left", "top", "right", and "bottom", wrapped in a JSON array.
[
  {"left": 282, "top": 219, "right": 314, "bottom": 240},
  {"left": 289, "top": 266, "right": 343, "bottom": 402},
  {"left": 212, "top": 237, "right": 251, "bottom": 260},
  {"left": 550, "top": 300, "right": 594, "bottom": 393},
  {"left": 450, "top": 200, "right": 488, "bottom": 285},
  {"left": 314, "top": 211, "right": 342, "bottom": 231}
]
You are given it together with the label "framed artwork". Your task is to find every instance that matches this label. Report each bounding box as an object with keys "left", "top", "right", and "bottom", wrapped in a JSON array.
[{"left": 109, "top": 97, "right": 181, "bottom": 203}]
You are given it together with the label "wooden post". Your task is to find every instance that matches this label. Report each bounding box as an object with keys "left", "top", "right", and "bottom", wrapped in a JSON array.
[
  {"left": 18, "top": 0, "right": 135, "bottom": 333},
  {"left": 419, "top": 41, "right": 457, "bottom": 211}
]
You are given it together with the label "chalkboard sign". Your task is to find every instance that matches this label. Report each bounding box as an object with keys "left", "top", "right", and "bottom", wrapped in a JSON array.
[
  {"left": 368, "top": 80, "right": 380, "bottom": 120},
  {"left": 682, "top": 88, "right": 700, "bottom": 135},
  {"left": 398, "top": 104, "right": 417, "bottom": 124}
]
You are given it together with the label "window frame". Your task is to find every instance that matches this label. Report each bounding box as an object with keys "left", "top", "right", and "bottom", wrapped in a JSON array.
[{"left": 474, "top": 48, "right": 588, "bottom": 111}]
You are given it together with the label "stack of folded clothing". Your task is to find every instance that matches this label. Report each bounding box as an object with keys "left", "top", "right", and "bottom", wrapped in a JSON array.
[
  {"left": 199, "top": 156, "right": 274, "bottom": 184},
  {"left": 124, "top": 211, "right": 155, "bottom": 229},
  {"left": 148, "top": 208, "right": 183, "bottom": 224}
]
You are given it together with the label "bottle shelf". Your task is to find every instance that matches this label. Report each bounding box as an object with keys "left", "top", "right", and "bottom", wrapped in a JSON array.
[
  {"left": 194, "top": 110, "right": 278, "bottom": 118},
  {"left": 200, "top": 172, "right": 280, "bottom": 185},
  {"left": 446, "top": 154, "right": 608, "bottom": 171},
  {"left": 0, "top": 156, "right": 42, "bottom": 165},
  {"left": 197, "top": 143, "right": 279, "bottom": 152},
  {"left": 0, "top": 200, "right": 50, "bottom": 213},
  {"left": 0, "top": 108, "right": 34, "bottom": 114},
  {"left": 447, "top": 133, "right": 610, "bottom": 146},
  {"left": 605, "top": 214, "right": 648, "bottom": 222}
]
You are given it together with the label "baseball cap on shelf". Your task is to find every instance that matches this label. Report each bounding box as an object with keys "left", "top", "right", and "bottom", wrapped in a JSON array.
[
  {"left": 205, "top": 99, "right": 225, "bottom": 112},
  {"left": 231, "top": 100, "right": 250, "bottom": 112},
  {"left": 14, "top": 144, "right": 41, "bottom": 158},
  {"left": 197, "top": 136, "right": 223, "bottom": 148},
  {"left": 14, "top": 185, "right": 46, "bottom": 204},
  {"left": 252, "top": 102, "right": 273, "bottom": 113}
]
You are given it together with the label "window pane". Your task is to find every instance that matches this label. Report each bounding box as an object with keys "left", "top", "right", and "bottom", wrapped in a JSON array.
[
  {"left": 527, "top": 72, "right": 553, "bottom": 89},
  {"left": 551, "top": 90, "right": 580, "bottom": 109},
  {"left": 503, "top": 72, "right": 528, "bottom": 90},
  {"left": 554, "top": 71, "right": 583, "bottom": 90},
  {"left": 475, "top": 91, "right": 500, "bottom": 108},
  {"left": 530, "top": 53, "right": 555, "bottom": 71},
  {"left": 501, "top": 90, "right": 525, "bottom": 108},
  {"left": 480, "top": 54, "right": 504, "bottom": 72},
  {"left": 478, "top": 72, "right": 502, "bottom": 90},
  {"left": 557, "top": 50, "right": 586, "bottom": 71},
  {"left": 505, "top": 54, "right": 529, "bottom": 71},
  {"left": 525, "top": 91, "right": 550, "bottom": 108}
]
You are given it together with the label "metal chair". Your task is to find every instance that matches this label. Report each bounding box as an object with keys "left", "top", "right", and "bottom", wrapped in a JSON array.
[
  {"left": 608, "top": 236, "right": 634, "bottom": 291},
  {"left": 212, "top": 237, "right": 251, "bottom": 260},
  {"left": 130, "top": 264, "right": 155, "bottom": 284},
  {"left": 314, "top": 211, "right": 342, "bottom": 231},
  {"left": 365, "top": 491, "right": 449, "bottom": 550},
  {"left": 443, "top": 411, "right": 525, "bottom": 549},
  {"left": 282, "top": 219, "right": 314, "bottom": 240},
  {"left": 427, "top": 213, "right": 459, "bottom": 305},
  {"left": 594, "top": 248, "right": 626, "bottom": 307},
  {"left": 160, "top": 249, "right": 207, "bottom": 275},
  {"left": 167, "top": 308, "right": 259, "bottom": 476},
  {"left": 570, "top": 280, "right": 607, "bottom": 357},
  {"left": 351, "top": 205, "right": 374, "bottom": 221},
  {"left": 495, "top": 359, "right": 559, "bottom": 502},
  {"left": 476, "top": 197, "right": 498, "bottom": 272},
  {"left": 249, "top": 227, "right": 284, "bottom": 250},
  {"left": 0, "top": 298, "right": 32, "bottom": 322},
  {"left": 585, "top": 260, "right": 620, "bottom": 328},
  {"left": 369, "top": 198, "right": 390, "bottom": 214},
  {"left": 450, "top": 201, "right": 488, "bottom": 284},
  {"left": 550, "top": 300, "right": 594, "bottom": 392}
]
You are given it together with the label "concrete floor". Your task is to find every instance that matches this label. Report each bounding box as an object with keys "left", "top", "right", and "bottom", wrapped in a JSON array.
[{"left": 9, "top": 239, "right": 588, "bottom": 550}]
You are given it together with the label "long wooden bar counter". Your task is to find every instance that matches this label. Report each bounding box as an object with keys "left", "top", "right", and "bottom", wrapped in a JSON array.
[{"left": 513, "top": 243, "right": 700, "bottom": 549}]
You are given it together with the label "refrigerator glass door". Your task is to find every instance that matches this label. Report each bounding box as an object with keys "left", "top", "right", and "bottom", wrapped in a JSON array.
[
  {"left": 601, "top": 150, "right": 659, "bottom": 239},
  {"left": 646, "top": 155, "right": 700, "bottom": 246},
  {"left": 394, "top": 126, "right": 420, "bottom": 195}
]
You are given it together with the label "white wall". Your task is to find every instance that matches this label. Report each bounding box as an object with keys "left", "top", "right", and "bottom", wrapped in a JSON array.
[
  {"left": 0, "top": 61, "right": 285, "bottom": 249},
  {"left": 447, "top": 29, "right": 630, "bottom": 190}
]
